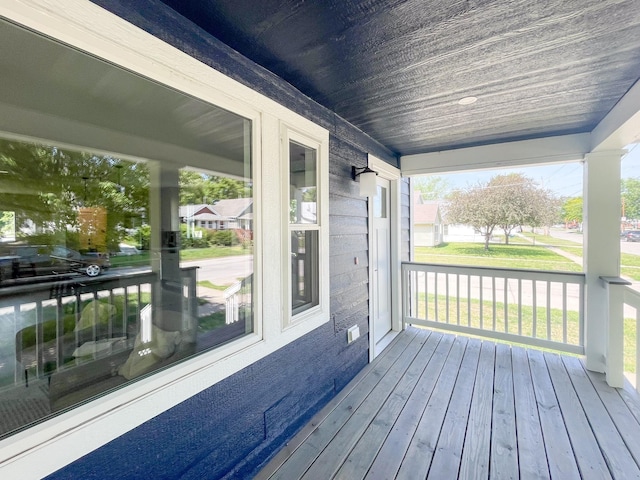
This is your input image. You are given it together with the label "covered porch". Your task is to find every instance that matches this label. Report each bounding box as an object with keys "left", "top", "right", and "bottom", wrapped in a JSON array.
[{"left": 258, "top": 327, "right": 640, "bottom": 479}]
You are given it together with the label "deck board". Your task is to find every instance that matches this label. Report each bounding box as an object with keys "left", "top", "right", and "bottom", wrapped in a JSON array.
[
  {"left": 543, "top": 352, "right": 612, "bottom": 479},
  {"left": 459, "top": 341, "right": 495, "bottom": 479},
  {"left": 562, "top": 356, "right": 640, "bottom": 479},
  {"left": 527, "top": 349, "right": 581, "bottom": 479},
  {"left": 301, "top": 329, "right": 430, "bottom": 479},
  {"left": 258, "top": 328, "right": 640, "bottom": 480},
  {"left": 427, "top": 338, "right": 482, "bottom": 478},
  {"left": 333, "top": 331, "right": 442, "bottom": 479},
  {"left": 489, "top": 343, "right": 518, "bottom": 480},
  {"left": 364, "top": 334, "right": 455, "bottom": 480},
  {"left": 394, "top": 336, "right": 468, "bottom": 479},
  {"left": 511, "top": 346, "right": 550, "bottom": 479}
]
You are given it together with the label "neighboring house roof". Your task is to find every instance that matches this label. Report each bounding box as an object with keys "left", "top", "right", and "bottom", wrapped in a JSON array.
[
  {"left": 414, "top": 202, "right": 441, "bottom": 225},
  {"left": 178, "top": 204, "right": 214, "bottom": 217},
  {"left": 180, "top": 199, "right": 253, "bottom": 222},
  {"left": 210, "top": 198, "right": 252, "bottom": 218}
]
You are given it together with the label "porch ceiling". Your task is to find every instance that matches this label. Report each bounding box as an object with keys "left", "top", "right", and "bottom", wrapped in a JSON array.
[{"left": 157, "top": 0, "right": 640, "bottom": 157}]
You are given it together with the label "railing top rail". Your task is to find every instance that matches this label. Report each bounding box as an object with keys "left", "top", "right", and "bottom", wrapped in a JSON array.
[
  {"left": 623, "top": 285, "right": 640, "bottom": 308},
  {"left": 402, "top": 261, "right": 585, "bottom": 282},
  {"left": 0, "top": 271, "right": 164, "bottom": 309}
]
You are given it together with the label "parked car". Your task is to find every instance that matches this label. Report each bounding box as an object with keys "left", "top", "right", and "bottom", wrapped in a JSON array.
[
  {"left": 0, "top": 244, "right": 110, "bottom": 279},
  {"left": 622, "top": 230, "right": 640, "bottom": 242},
  {"left": 116, "top": 244, "right": 141, "bottom": 256}
]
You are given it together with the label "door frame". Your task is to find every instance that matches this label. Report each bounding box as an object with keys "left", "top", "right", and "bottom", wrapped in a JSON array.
[{"left": 368, "top": 154, "right": 402, "bottom": 361}]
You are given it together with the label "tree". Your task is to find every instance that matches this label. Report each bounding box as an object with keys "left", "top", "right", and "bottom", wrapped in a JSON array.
[
  {"left": 413, "top": 176, "right": 451, "bottom": 201},
  {"left": 561, "top": 197, "right": 583, "bottom": 226},
  {"left": 622, "top": 178, "right": 640, "bottom": 220},
  {"left": 446, "top": 182, "right": 502, "bottom": 251},
  {"left": 446, "top": 173, "right": 559, "bottom": 250}
]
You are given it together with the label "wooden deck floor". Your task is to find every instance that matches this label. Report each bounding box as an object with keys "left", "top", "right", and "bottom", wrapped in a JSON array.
[{"left": 256, "top": 327, "right": 640, "bottom": 479}]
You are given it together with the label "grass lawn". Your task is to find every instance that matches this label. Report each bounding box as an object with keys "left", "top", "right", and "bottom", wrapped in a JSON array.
[
  {"left": 518, "top": 231, "right": 583, "bottom": 248},
  {"left": 414, "top": 242, "right": 582, "bottom": 272},
  {"left": 197, "top": 280, "right": 230, "bottom": 291}
]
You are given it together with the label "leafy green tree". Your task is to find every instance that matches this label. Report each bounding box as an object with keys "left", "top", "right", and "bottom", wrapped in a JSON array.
[
  {"left": 0, "top": 138, "right": 149, "bottom": 250},
  {"left": 446, "top": 173, "right": 559, "bottom": 249},
  {"left": 561, "top": 197, "right": 583, "bottom": 225},
  {"left": 446, "top": 182, "right": 502, "bottom": 251},
  {"left": 622, "top": 178, "right": 640, "bottom": 220},
  {"left": 413, "top": 176, "right": 451, "bottom": 201}
]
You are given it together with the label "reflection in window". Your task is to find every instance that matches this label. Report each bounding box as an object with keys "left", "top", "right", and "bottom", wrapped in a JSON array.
[
  {"left": 291, "top": 230, "right": 319, "bottom": 314},
  {"left": 289, "top": 140, "right": 319, "bottom": 316},
  {"left": 0, "top": 114, "right": 253, "bottom": 435}
]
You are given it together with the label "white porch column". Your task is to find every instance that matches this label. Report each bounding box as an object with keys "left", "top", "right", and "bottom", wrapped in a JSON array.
[
  {"left": 149, "top": 163, "right": 189, "bottom": 333},
  {"left": 583, "top": 150, "right": 625, "bottom": 372}
]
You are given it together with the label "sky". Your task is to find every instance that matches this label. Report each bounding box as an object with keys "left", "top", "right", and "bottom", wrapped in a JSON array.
[{"left": 432, "top": 142, "right": 640, "bottom": 198}]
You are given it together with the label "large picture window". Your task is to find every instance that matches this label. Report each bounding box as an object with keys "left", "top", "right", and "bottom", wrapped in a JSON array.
[{"left": 0, "top": 18, "right": 254, "bottom": 436}]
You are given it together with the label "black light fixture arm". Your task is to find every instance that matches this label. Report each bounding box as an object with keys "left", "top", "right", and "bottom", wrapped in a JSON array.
[{"left": 351, "top": 165, "right": 378, "bottom": 180}]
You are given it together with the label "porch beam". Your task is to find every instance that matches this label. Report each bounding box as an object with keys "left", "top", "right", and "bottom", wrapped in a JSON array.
[
  {"left": 583, "top": 150, "right": 625, "bottom": 374},
  {"left": 591, "top": 79, "right": 640, "bottom": 151},
  {"left": 400, "top": 133, "right": 590, "bottom": 176}
]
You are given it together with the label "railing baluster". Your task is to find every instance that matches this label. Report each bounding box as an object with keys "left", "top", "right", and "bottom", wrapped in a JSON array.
[
  {"left": 445, "top": 273, "right": 450, "bottom": 324},
  {"left": 532, "top": 280, "right": 537, "bottom": 338},
  {"left": 434, "top": 272, "right": 438, "bottom": 322},
  {"left": 562, "top": 282, "right": 567, "bottom": 344},
  {"left": 517, "top": 279, "right": 522, "bottom": 336},
  {"left": 479, "top": 276, "right": 483, "bottom": 328},
  {"left": 467, "top": 274, "right": 471, "bottom": 327},
  {"left": 546, "top": 281, "right": 552, "bottom": 340},
  {"left": 490, "top": 276, "right": 495, "bottom": 331},
  {"left": 456, "top": 274, "right": 461, "bottom": 326},
  {"left": 35, "top": 301, "right": 44, "bottom": 378},
  {"left": 504, "top": 277, "right": 508, "bottom": 333}
]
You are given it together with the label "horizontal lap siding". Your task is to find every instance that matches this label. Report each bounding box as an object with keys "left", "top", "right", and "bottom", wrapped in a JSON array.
[{"left": 49, "top": 2, "right": 400, "bottom": 480}]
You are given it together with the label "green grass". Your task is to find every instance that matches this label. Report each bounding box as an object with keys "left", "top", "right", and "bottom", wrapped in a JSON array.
[
  {"left": 197, "top": 280, "right": 230, "bottom": 291},
  {"left": 198, "top": 311, "right": 227, "bottom": 333},
  {"left": 518, "top": 231, "right": 583, "bottom": 248},
  {"left": 414, "top": 243, "right": 582, "bottom": 272}
]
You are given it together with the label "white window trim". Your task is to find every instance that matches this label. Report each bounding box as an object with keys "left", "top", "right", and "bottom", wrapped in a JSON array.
[
  {"left": 0, "top": 2, "right": 330, "bottom": 477},
  {"left": 281, "top": 126, "right": 330, "bottom": 330}
]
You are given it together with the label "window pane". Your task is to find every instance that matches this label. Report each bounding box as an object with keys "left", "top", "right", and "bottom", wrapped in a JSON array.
[
  {"left": 291, "top": 230, "right": 319, "bottom": 314},
  {"left": 289, "top": 141, "right": 317, "bottom": 224},
  {"left": 374, "top": 185, "right": 387, "bottom": 218},
  {"left": 0, "top": 114, "right": 253, "bottom": 435}
]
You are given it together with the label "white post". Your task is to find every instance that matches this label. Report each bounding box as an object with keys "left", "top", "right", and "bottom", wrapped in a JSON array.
[
  {"left": 583, "top": 150, "right": 624, "bottom": 373},
  {"left": 601, "top": 277, "right": 630, "bottom": 387}
]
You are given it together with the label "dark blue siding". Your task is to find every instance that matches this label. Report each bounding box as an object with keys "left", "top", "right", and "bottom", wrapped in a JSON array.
[{"left": 45, "top": 1, "right": 398, "bottom": 479}]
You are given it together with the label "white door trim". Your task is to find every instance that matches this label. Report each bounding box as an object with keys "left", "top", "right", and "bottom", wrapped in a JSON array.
[{"left": 368, "top": 154, "right": 402, "bottom": 361}]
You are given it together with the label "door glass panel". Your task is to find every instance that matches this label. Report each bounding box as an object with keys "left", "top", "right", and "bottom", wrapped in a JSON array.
[{"left": 374, "top": 185, "right": 387, "bottom": 218}]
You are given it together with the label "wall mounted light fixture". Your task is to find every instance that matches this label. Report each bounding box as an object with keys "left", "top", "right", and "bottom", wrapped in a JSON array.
[{"left": 351, "top": 165, "right": 378, "bottom": 197}]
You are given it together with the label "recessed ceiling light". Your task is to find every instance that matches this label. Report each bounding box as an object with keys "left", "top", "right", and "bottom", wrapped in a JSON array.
[{"left": 458, "top": 96, "right": 478, "bottom": 105}]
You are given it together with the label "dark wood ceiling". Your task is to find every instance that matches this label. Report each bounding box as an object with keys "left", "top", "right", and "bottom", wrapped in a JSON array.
[{"left": 158, "top": 0, "right": 640, "bottom": 156}]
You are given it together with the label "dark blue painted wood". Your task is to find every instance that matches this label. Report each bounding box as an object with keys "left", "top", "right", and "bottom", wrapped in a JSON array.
[
  {"left": 42, "top": 2, "right": 404, "bottom": 478},
  {"left": 89, "top": 0, "right": 398, "bottom": 166},
  {"left": 152, "top": 0, "right": 640, "bottom": 156}
]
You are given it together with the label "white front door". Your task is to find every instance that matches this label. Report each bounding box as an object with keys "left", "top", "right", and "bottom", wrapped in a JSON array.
[{"left": 372, "top": 176, "right": 392, "bottom": 355}]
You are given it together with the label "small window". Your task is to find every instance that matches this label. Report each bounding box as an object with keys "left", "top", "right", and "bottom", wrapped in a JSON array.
[{"left": 286, "top": 135, "right": 324, "bottom": 321}]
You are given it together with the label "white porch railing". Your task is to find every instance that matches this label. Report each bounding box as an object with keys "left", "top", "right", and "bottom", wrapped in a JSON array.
[
  {"left": 402, "top": 262, "right": 585, "bottom": 355},
  {"left": 1, "top": 267, "right": 198, "bottom": 385},
  {"left": 601, "top": 276, "right": 640, "bottom": 391}
]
